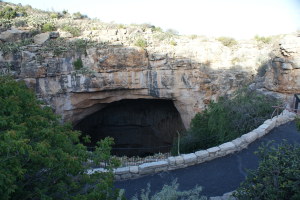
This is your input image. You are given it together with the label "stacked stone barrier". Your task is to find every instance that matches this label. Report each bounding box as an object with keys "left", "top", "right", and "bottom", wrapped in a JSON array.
[{"left": 87, "top": 110, "right": 297, "bottom": 180}]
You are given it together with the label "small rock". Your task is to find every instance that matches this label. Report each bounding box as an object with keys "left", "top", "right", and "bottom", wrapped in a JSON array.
[
  {"left": 282, "top": 63, "right": 293, "bottom": 70},
  {"left": 174, "top": 156, "right": 184, "bottom": 165},
  {"left": 49, "top": 32, "right": 59, "bottom": 38},
  {"left": 207, "top": 147, "right": 220, "bottom": 155},
  {"left": 59, "top": 31, "right": 73, "bottom": 38},
  {"left": 218, "top": 142, "right": 235, "bottom": 152},
  {"left": 0, "top": 28, "right": 28, "bottom": 42},
  {"left": 182, "top": 153, "right": 197, "bottom": 164},
  {"left": 129, "top": 166, "right": 139, "bottom": 174},
  {"left": 34, "top": 32, "right": 50, "bottom": 44},
  {"left": 114, "top": 167, "right": 130, "bottom": 175}
]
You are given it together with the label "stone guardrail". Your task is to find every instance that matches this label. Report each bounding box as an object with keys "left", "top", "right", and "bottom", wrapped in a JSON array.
[{"left": 87, "top": 110, "right": 297, "bottom": 181}]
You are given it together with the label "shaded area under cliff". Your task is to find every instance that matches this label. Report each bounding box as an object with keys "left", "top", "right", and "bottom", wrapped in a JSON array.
[{"left": 74, "top": 99, "right": 185, "bottom": 157}]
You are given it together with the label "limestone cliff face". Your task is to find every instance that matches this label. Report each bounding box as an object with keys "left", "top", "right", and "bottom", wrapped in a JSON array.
[
  {"left": 263, "top": 35, "right": 300, "bottom": 94},
  {"left": 0, "top": 28, "right": 299, "bottom": 128}
]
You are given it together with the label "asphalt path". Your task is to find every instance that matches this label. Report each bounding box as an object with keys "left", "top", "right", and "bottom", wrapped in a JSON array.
[{"left": 115, "top": 121, "right": 300, "bottom": 198}]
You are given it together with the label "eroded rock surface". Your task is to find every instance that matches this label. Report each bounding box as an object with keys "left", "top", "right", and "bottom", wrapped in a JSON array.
[{"left": 0, "top": 27, "right": 299, "bottom": 129}]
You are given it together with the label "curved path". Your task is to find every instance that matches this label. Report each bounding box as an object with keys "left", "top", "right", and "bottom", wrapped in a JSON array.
[{"left": 115, "top": 121, "right": 300, "bottom": 198}]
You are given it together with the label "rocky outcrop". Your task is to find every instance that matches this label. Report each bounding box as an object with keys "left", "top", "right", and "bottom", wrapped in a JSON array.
[
  {"left": 0, "top": 28, "right": 299, "bottom": 129},
  {"left": 263, "top": 35, "right": 300, "bottom": 94}
]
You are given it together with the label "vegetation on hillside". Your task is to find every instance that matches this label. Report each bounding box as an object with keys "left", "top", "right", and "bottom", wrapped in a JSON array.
[
  {"left": 0, "top": 76, "right": 122, "bottom": 200},
  {"left": 234, "top": 142, "right": 300, "bottom": 200},
  {"left": 172, "top": 88, "right": 280, "bottom": 155},
  {"left": 216, "top": 36, "right": 238, "bottom": 47},
  {"left": 132, "top": 180, "right": 207, "bottom": 200}
]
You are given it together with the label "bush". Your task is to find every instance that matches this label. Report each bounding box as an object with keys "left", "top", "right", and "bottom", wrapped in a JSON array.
[
  {"left": 234, "top": 142, "right": 300, "bottom": 200},
  {"left": 50, "top": 12, "right": 61, "bottom": 19},
  {"left": 134, "top": 38, "right": 147, "bottom": 48},
  {"left": 61, "top": 25, "right": 81, "bottom": 37},
  {"left": 72, "top": 12, "right": 87, "bottom": 19},
  {"left": 41, "top": 22, "right": 56, "bottom": 32},
  {"left": 132, "top": 180, "right": 207, "bottom": 200},
  {"left": 73, "top": 57, "right": 83, "bottom": 70},
  {"left": 0, "top": 6, "right": 17, "bottom": 19},
  {"left": 217, "top": 37, "right": 238, "bottom": 47},
  {"left": 0, "top": 6, "right": 27, "bottom": 19},
  {"left": 254, "top": 35, "right": 272, "bottom": 44},
  {"left": 170, "top": 40, "right": 177, "bottom": 46},
  {"left": 0, "top": 39, "right": 33, "bottom": 55},
  {"left": 172, "top": 88, "right": 279, "bottom": 155},
  {"left": 0, "top": 76, "right": 122, "bottom": 199}
]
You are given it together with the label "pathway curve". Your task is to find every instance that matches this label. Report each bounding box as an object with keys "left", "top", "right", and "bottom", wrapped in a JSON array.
[{"left": 115, "top": 121, "right": 300, "bottom": 198}]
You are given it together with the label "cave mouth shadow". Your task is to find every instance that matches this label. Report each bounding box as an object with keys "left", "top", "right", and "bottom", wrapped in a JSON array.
[{"left": 74, "top": 99, "right": 186, "bottom": 157}]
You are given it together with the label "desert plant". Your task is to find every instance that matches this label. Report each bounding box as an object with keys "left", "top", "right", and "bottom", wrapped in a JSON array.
[
  {"left": 134, "top": 38, "right": 147, "bottom": 48},
  {"left": 0, "top": 39, "right": 33, "bottom": 55},
  {"left": 73, "top": 57, "right": 83, "bottom": 70},
  {"left": 72, "top": 11, "right": 87, "bottom": 19},
  {"left": 0, "top": 6, "right": 17, "bottom": 19},
  {"left": 217, "top": 36, "right": 238, "bottom": 47},
  {"left": 151, "top": 26, "right": 162, "bottom": 32},
  {"left": 170, "top": 40, "right": 177, "bottom": 46},
  {"left": 172, "top": 88, "right": 280, "bottom": 154},
  {"left": 61, "top": 24, "right": 81, "bottom": 37},
  {"left": 41, "top": 22, "right": 56, "bottom": 32},
  {"left": 189, "top": 34, "right": 198, "bottom": 40},
  {"left": 132, "top": 180, "right": 207, "bottom": 200},
  {"left": 234, "top": 142, "right": 300, "bottom": 200},
  {"left": 50, "top": 12, "right": 61, "bottom": 19},
  {"left": 254, "top": 35, "right": 272, "bottom": 44}
]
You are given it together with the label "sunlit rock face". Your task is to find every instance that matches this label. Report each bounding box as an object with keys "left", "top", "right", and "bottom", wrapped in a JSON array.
[
  {"left": 263, "top": 35, "right": 300, "bottom": 94},
  {"left": 74, "top": 99, "right": 185, "bottom": 156},
  {"left": 2, "top": 29, "right": 299, "bottom": 130}
]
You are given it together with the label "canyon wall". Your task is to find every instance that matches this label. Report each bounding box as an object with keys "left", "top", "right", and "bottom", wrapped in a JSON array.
[{"left": 0, "top": 28, "right": 299, "bottom": 128}]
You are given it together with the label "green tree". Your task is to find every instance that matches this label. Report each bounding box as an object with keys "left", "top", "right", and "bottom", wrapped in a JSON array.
[
  {"left": 0, "top": 76, "right": 122, "bottom": 200},
  {"left": 234, "top": 142, "right": 300, "bottom": 200},
  {"left": 172, "top": 88, "right": 279, "bottom": 154}
]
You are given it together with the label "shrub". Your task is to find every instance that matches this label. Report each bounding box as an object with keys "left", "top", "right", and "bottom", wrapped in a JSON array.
[
  {"left": 50, "top": 12, "right": 60, "bottom": 19},
  {"left": 61, "top": 24, "right": 81, "bottom": 37},
  {"left": 73, "top": 57, "right": 83, "bottom": 70},
  {"left": 0, "top": 39, "right": 33, "bottom": 55},
  {"left": 170, "top": 40, "right": 177, "bottom": 46},
  {"left": 189, "top": 34, "right": 198, "bottom": 40},
  {"left": 72, "top": 12, "right": 87, "bottom": 19},
  {"left": 134, "top": 38, "right": 147, "bottom": 48},
  {"left": 234, "top": 142, "right": 300, "bottom": 200},
  {"left": 151, "top": 26, "right": 162, "bottom": 32},
  {"left": 254, "top": 35, "right": 272, "bottom": 44},
  {"left": 0, "top": 76, "right": 122, "bottom": 199},
  {"left": 0, "top": 6, "right": 17, "bottom": 19},
  {"left": 217, "top": 37, "right": 238, "bottom": 47},
  {"left": 41, "top": 22, "right": 56, "bottom": 32},
  {"left": 172, "top": 88, "right": 279, "bottom": 155},
  {"left": 0, "top": 6, "right": 27, "bottom": 19},
  {"left": 131, "top": 180, "right": 207, "bottom": 200}
]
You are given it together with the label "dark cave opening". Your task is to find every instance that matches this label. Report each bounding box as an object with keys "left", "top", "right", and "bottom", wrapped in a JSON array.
[{"left": 74, "top": 99, "right": 185, "bottom": 157}]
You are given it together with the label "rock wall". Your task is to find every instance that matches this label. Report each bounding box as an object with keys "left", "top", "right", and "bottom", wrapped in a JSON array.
[
  {"left": 1, "top": 28, "right": 299, "bottom": 128},
  {"left": 263, "top": 35, "right": 300, "bottom": 94}
]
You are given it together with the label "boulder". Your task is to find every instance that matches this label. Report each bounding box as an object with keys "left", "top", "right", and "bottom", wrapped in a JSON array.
[
  {"left": 0, "top": 28, "right": 29, "bottom": 42},
  {"left": 34, "top": 32, "right": 50, "bottom": 44}
]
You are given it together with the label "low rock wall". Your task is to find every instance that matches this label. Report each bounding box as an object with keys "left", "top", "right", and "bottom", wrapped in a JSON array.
[{"left": 88, "top": 110, "right": 297, "bottom": 180}]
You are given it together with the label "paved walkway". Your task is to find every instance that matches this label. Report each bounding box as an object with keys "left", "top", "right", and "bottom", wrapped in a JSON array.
[{"left": 115, "top": 121, "right": 300, "bottom": 198}]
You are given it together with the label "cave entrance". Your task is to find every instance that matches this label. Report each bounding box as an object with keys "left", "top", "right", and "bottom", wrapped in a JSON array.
[{"left": 74, "top": 99, "right": 185, "bottom": 157}]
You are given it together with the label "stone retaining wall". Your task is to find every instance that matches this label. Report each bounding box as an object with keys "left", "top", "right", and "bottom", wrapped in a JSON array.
[{"left": 87, "top": 110, "right": 297, "bottom": 180}]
